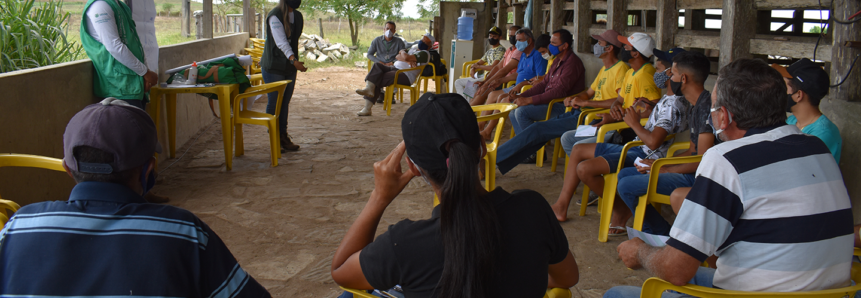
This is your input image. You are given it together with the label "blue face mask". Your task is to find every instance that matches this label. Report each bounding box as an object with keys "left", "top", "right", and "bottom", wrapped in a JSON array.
[
  {"left": 653, "top": 69, "right": 670, "bottom": 89},
  {"left": 548, "top": 44, "right": 561, "bottom": 56},
  {"left": 418, "top": 41, "right": 429, "bottom": 51},
  {"left": 515, "top": 40, "right": 529, "bottom": 52}
]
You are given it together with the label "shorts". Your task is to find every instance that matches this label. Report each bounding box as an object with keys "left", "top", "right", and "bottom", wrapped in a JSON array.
[
  {"left": 594, "top": 143, "right": 650, "bottom": 173},
  {"left": 502, "top": 86, "right": 514, "bottom": 93}
]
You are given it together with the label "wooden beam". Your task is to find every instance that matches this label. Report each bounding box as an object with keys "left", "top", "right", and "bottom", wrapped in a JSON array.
[
  {"left": 531, "top": 0, "right": 544, "bottom": 34},
  {"left": 628, "top": 0, "right": 657, "bottom": 10},
  {"left": 591, "top": 1, "right": 607, "bottom": 10},
  {"left": 203, "top": 0, "right": 212, "bottom": 38},
  {"left": 718, "top": 0, "right": 755, "bottom": 67},
  {"left": 831, "top": 0, "right": 861, "bottom": 102},
  {"left": 678, "top": 0, "right": 833, "bottom": 9},
  {"left": 496, "top": 0, "right": 509, "bottom": 29},
  {"left": 675, "top": 29, "right": 720, "bottom": 49},
  {"left": 513, "top": 3, "right": 525, "bottom": 27},
  {"left": 655, "top": 0, "right": 677, "bottom": 51},
  {"left": 550, "top": 0, "right": 566, "bottom": 31},
  {"left": 606, "top": 0, "right": 628, "bottom": 34},
  {"left": 749, "top": 38, "right": 832, "bottom": 61},
  {"left": 589, "top": 23, "right": 605, "bottom": 37},
  {"left": 572, "top": 0, "right": 592, "bottom": 53},
  {"left": 181, "top": 0, "right": 190, "bottom": 37}
]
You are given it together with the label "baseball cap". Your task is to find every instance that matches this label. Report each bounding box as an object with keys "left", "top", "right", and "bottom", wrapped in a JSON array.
[
  {"left": 423, "top": 33, "right": 436, "bottom": 44},
  {"left": 402, "top": 93, "right": 481, "bottom": 173},
  {"left": 617, "top": 32, "right": 656, "bottom": 58},
  {"left": 772, "top": 59, "right": 830, "bottom": 101},
  {"left": 591, "top": 29, "right": 623, "bottom": 48},
  {"left": 63, "top": 98, "right": 162, "bottom": 174},
  {"left": 488, "top": 26, "right": 502, "bottom": 36},
  {"left": 653, "top": 47, "right": 686, "bottom": 64}
]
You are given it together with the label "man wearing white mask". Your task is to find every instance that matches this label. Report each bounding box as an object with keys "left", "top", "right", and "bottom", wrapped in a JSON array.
[{"left": 367, "top": 21, "right": 406, "bottom": 67}]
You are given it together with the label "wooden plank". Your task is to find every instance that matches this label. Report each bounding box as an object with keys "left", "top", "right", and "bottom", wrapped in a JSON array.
[
  {"left": 719, "top": 0, "right": 756, "bottom": 67},
  {"left": 203, "top": 0, "right": 212, "bottom": 38},
  {"left": 591, "top": 1, "right": 607, "bottom": 11},
  {"left": 497, "top": 0, "right": 509, "bottom": 29},
  {"left": 831, "top": 0, "right": 861, "bottom": 102},
  {"left": 532, "top": 0, "right": 545, "bottom": 34},
  {"left": 550, "top": 0, "right": 567, "bottom": 31},
  {"left": 655, "top": 0, "right": 677, "bottom": 51},
  {"left": 677, "top": 0, "right": 720, "bottom": 9},
  {"left": 606, "top": 0, "right": 627, "bottom": 34},
  {"left": 513, "top": 4, "right": 525, "bottom": 27},
  {"left": 678, "top": 0, "right": 832, "bottom": 9},
  {"left": 628, "top": 0, "right": 656, "bottom": 10},
  {"left": 589, "top": 24, "right": 605, "bottom": 37},
  {"left": 573, "top": 0, "right": 593, "bottom": 52},
  {"left": 749, "top": 38, "right": 832, "bottom": 62},
  {"left": 675, "top": 30, "right": 720, "bottom": 49}
]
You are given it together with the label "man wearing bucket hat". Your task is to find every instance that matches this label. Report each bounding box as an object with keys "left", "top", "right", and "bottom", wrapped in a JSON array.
[{"left": 0, "top": 98, "right": 270, "bottom": 297}]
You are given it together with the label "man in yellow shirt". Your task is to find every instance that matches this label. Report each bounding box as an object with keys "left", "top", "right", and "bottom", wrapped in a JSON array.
[
  {"left": 496, "top": 29, "right": 627, "bottom": 173},
  {"left": 552, "top": 32, "right": 662, "bottom": 222}
]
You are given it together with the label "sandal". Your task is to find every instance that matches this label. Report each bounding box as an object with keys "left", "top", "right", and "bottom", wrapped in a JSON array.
[{"left": 609, "top": 226, "right": 628, "bottom": 237}]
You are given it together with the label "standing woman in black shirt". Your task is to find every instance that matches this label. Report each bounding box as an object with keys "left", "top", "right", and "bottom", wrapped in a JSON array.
[
  {"left": 331, "top": 93, "right": 580, "bottom": 298},
  {"left": 261, "top": 0, "right": 306, "bottom": 151}
]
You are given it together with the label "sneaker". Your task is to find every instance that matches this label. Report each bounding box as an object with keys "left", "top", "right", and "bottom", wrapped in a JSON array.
[
  {"left": 520, "top": 153, "right": 537, "bottom": 164},
  {"left": 576, "top": 191, "right": 600, "bottom": 206}
]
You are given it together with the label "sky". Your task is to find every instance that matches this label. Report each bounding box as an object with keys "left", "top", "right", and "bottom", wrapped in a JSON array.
[{"left": 401, "top": 0, "right": 422, "bottom": 19}]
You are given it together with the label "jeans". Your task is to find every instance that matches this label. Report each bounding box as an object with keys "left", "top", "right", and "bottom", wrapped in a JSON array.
[
  {"left": 603, "top": 267, "right": 716, "bottom": 298},
  {"left": 509, "top": 101, "right": 566, "bottom": 135},
  {"left": 364, "top": 63, "right": 411, "bottom": 103},
  {"left": 262, "top": 68, "right": 297, "bottom": 134},
  {"left": 496, "top": 109, "right": 582, "bottom": 174},
  {"left": 616, "top": 167, "right": 697, "bottom": 235},
  {"left": 594, "top": 143, "right": 650, "bottom": 173}
]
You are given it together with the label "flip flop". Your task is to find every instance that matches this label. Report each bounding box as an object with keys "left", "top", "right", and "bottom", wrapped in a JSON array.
[{"left": 609, "top": 226, "right": 628, "bottom": 237}]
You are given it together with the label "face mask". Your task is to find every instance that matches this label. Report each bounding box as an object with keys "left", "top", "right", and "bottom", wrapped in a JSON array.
[
  {"left": 620, "top": 49, "right": 633, "bottom": 63},
  {"left": 541, "top": 52, "right": 551, "bottom": 60},
  {"left": 548, "top": 44, "right": 561, "bottom": 56},
  {"left": 593, "top": 43, "right": 606, "bottom": 57},
  {"left": 385, "top": 30, "right": 393, "bottom": 38},
  {"left": 509, "top": 35, "right": 516, "bottom": 46},
  {"left": 515, "top": 40, "right": 529, "bottom": 52},
  {"left": 708, "top": 107, "right": 733, "bottom": 141},
  {"left": 408, "top": 157, "right": 433, "bottom": 188},
  {"left": 418, "top": 41, "right": 429, "bottom": 51},
  {"left": 654, "top": 69, "right": 670, "bottom": 89},
  {"left": 285, "top": 0, "right": 300, "bottom": 9},
  {"left": 786, "top": 92, "right": 798, "bottom": 113},
  {"left": 670, "top": 76, "right": 683, "bottom": 95},
  {"left": 139, "top": 163, "right": 155, "bottom": 196},
  {"left": 488, "top": 38, "right": 499, "bottom": 46}
]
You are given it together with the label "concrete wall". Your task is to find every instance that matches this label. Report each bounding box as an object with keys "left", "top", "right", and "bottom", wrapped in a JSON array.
[
  {"left": 0, "top": 33, "right": 249, "bottom": 206},
  {"left": 820, "top": 98, "right": 861, "bottom": 222}
]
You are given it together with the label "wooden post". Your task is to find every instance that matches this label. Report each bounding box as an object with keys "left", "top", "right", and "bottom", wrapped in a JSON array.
[
  {"left": 203, "top": 0, "right": 212, "bottom": 38},
  {"left": 530, "top": 0, "right": 544, "bottom": 34},
  {"left": 338, "top": 18, "right": 341, "bottom": 34},
  {"left": 606, "top": 0, "right": 627, "bottom": 34},
  {"left": 181, "top": 0, "right": 190, "bottom": 37},
  {"left": 242, "top": 0, "right": 250, "bottom": 32},
  {"left": 572, "top": 0, "right": 591, "bottom": 53},
  {"left": 831, "top": 0, "right": 861, "bottom": 102},
  {"left": 549, "top": 0, "right": 565, "bottom": 32},
  {"left": 655, "top": 0, "right": 677, "bottom": 51},
  {"left": 496, "top": 0, "right": 508, "bottom": 29},
  {"left": 718, "top": 0, "right": 755, "bottom": 68},
  {"left": 318, "top": 18, "right": 324, "bottom": 38},
  {"left": 513, "top": 4, "right": 524, "bottom": 27}
]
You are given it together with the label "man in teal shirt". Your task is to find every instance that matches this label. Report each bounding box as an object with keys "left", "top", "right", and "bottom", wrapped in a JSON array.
[{"left": 773, "top": 59, "right": 842, "bottom": 162}]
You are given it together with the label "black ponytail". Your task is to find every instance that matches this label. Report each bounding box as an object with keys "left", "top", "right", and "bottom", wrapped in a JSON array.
[{"left": 424, "top": 140, "right": 501, "bottom": 298}]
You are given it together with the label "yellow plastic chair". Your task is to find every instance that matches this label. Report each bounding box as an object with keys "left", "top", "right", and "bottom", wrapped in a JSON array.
[
  {"left": 640, "top": 263, "right": 861, "bottom": 298},
  {"left": 575, "top": 117, "right": 634, "bottom": 218},
  {"left": 232, "top": 81, "right": 290, "bottom": 167},
  {"left": 0, "top": 154, "right": 66, "bottom": 227},
  {"left": 551, "top": 107, "right": 606, "bottom": 174},
  {"left": 631, "top": 142, "right": 701, "bottom": 232},
  {"left": 247, "top": 73, "right": 263, "bottom": 86},
  {"left": 473, "top": 103, "right": 517, "bottom": 191},
  {"left": 461, "top": 59, "right": 480, "bottom": 79},
  {"left": 250, "top": 38, "right": 265, "bottom": 49},
  {"left": 508, "top": 85, "right": 534, "bottom": 139},
  {"left": 340, "top": 287, "right": 572, "bottom": 298},
  {"left": 382, "top": 65, "right": 426, "bottom": 116},
  {"left": 419, "top": 59, "right": 450, "bottom": 94},
  {"left": 534, "top": 98, "right": 566, "bottom": 168},
  {"left": 367, "top": 59, "right": 373, "bottom": 73}
]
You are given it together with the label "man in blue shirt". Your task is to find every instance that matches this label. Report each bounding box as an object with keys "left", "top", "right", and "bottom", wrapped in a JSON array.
[
  {"left": 0, "top": 98, "right": 270, "bottom": 298},
  {"left": 772, "top": 59, "right": 842, "bottom": 162}
]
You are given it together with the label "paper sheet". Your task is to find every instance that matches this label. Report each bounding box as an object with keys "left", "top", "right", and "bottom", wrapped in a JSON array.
[
  {"left": 634, "top": 157, "right": 651, "bottom": 171},
  {"left": 462, "top": 82, "right": 479, "bottom": 99},
  {"left": 627, "top": 227, "right": 670, "bottom": 247},
  {"left": 574, "top": 125, "right": 598, "bottom": 137}
]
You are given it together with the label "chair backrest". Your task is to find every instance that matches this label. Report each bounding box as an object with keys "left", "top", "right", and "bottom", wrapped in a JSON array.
[
  {"left": 0, "top": 154, "right": 66, "bottom": 224},
  {"left": 233, "top": 81, "right": 289, "bottom": 114},
  {"left": 472, "top": 103, "right": 517, "bottom": 145}
]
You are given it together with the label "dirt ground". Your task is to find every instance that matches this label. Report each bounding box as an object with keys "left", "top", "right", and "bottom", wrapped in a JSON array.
[{"left": 151, "top": 66, "right": 653, "bottom": 298}]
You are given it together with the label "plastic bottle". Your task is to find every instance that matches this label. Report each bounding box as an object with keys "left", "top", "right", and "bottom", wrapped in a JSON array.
[
  {"left": 186, "top": 62, "right": 198, "bottom": 84},
  {"left": 457, "top": 17, "right": 473, "bottom": 40}
]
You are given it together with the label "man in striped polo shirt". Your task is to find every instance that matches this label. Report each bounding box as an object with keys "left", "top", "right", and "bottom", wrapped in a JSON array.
[
  {"left": 605, "top": 59, "right": 853, "bottom": 297},
  {"left": 0, "top": 98, "right": 270, "bottom": 297}
]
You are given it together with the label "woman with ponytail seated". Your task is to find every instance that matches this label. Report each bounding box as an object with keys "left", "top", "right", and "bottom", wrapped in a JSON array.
[{"left": 331, "top": 93, "right": 580, "bottom": 298}]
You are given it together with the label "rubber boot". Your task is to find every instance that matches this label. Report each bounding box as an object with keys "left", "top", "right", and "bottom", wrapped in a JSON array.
[
  {"left": 355, "top": 81, "right": 376, "bottom": 97},
  {"left": 357, "top": 100, "right": 374, "bottom": 116}
]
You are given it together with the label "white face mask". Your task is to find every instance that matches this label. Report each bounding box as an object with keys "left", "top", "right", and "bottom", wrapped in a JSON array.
[
  {"left": 385, "top": 30, "right": 393, "bottom": 38},
  {"left": 541, "top": 52, "right": 551, "bottom": 60}
]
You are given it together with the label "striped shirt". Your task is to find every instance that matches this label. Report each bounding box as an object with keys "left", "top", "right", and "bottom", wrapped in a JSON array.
[
  {"left": 667, "top": 125, "right": 853, "bottom": 292},
  {"left": 0, "top": 181, "right": 270, "bottom": 298}
]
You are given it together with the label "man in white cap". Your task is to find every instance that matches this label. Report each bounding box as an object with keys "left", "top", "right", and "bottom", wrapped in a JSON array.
[{"left": 355, "top": 34, "right": 434, "bottom": 116}]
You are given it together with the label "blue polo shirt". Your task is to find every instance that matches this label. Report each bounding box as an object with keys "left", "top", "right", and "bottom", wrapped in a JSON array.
[
  {"left": 0, "top": 181, "right": 270, "bottom": 298},
  {"left": 515, "top": 48, "right": 548, "bottom": 85}
]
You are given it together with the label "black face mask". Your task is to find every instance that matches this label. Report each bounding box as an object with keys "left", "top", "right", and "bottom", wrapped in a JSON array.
[
  {"left": 620, "top": 49, "right": 633, "bottom": 63},
  {"left": 285, "top": 0, "right": 300, "bottom": 8},
  {"left": 509, "top": 35, "right": 516, "bottom": 46},
  {"left": 670, "top": 78, "right": 683, "bottom": 96},
  {"left": 786, "top": 93, "right": 798, "bottom": 113},
  {"left": 418, "top": 41, "right": 429, "bottom": 51},
  {"left": 488, "top": 38, "right": 499, "bottom": 46}
]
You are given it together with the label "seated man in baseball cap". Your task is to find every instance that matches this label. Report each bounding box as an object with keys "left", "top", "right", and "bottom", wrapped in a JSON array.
[{"left": 0, "top": 98, "right": 270, "bottom": 297}]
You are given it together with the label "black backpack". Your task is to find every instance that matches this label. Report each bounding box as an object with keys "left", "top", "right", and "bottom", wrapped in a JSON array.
[{"left": 421, "top": 50, "right": 448, "bottom": 77}]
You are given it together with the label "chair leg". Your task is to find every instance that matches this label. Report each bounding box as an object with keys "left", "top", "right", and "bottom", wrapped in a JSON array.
[
  {"left": 234, "top": 123, "right": 245, "bottom": 156},
  {"left": 486, "top": 151, "right": 496, "bottom": 191},
  {"left": 536, "top": 144, "right": 545, "bottom": 168},
  {"left": 633, "top": 194, "right": 649, "bottom": 231},
  {"left": 268, "top": 122, "right": 278, "bottom": 167},
  {"left": 597, "top": 173, "right": 619, "bottom": 243},
  {"left": 551, "top": 139, "right": 561, "bottom": 172},
  {"left": 385, "top": 87, "right": 393, "bottom": 116},
  {"left": 579, "top": 185, "right": 590, "bottom": 216}
]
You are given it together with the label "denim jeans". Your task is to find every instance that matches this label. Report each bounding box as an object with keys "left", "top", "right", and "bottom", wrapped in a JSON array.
[
  {"left": 603, "top": 267, "right": 716, "bottom": 298},
  {"left": 509, "top": 101, "right": 566, "bottom": 135},
  {"left": 496, "top": 109, "right": 582, "bottom": 174},
  {"left": 616, "top": 167, "right": 697, "bottom": 235},
  {"left": 262, "top": 68, "right": 297, "bottom": 134}
]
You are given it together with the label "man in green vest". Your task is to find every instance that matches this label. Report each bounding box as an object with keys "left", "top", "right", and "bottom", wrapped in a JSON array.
[{"left": 81, "top": 0, "right": 158, "bottom": 110}]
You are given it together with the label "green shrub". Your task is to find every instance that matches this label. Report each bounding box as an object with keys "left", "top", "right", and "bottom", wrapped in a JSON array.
[
  {"left": 0, "top": 0, "right": 82, "bottom": 73},
  {"left": 161, "top": 3, "right": 174, "bottom": 16}
]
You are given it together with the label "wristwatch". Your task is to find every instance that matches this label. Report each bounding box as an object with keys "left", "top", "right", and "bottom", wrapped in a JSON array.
[{"left": 289, "top": 57, "right": 297, "bottom": 65}]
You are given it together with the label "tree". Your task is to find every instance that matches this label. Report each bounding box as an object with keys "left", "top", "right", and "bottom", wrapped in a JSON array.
[
  {"left": 304, "top": 0, "right": 405, "bottom": 47},
  {"left": 161, "top": 3, "right": 174, "bottom": 16}
]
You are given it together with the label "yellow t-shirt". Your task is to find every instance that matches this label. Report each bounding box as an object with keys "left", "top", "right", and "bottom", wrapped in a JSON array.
[
  {"left": 590, "top": 61, "right": 630, "bottom": 101},
  {"left": 619, "top": 63, "right": 662, "bottom": 108}
]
